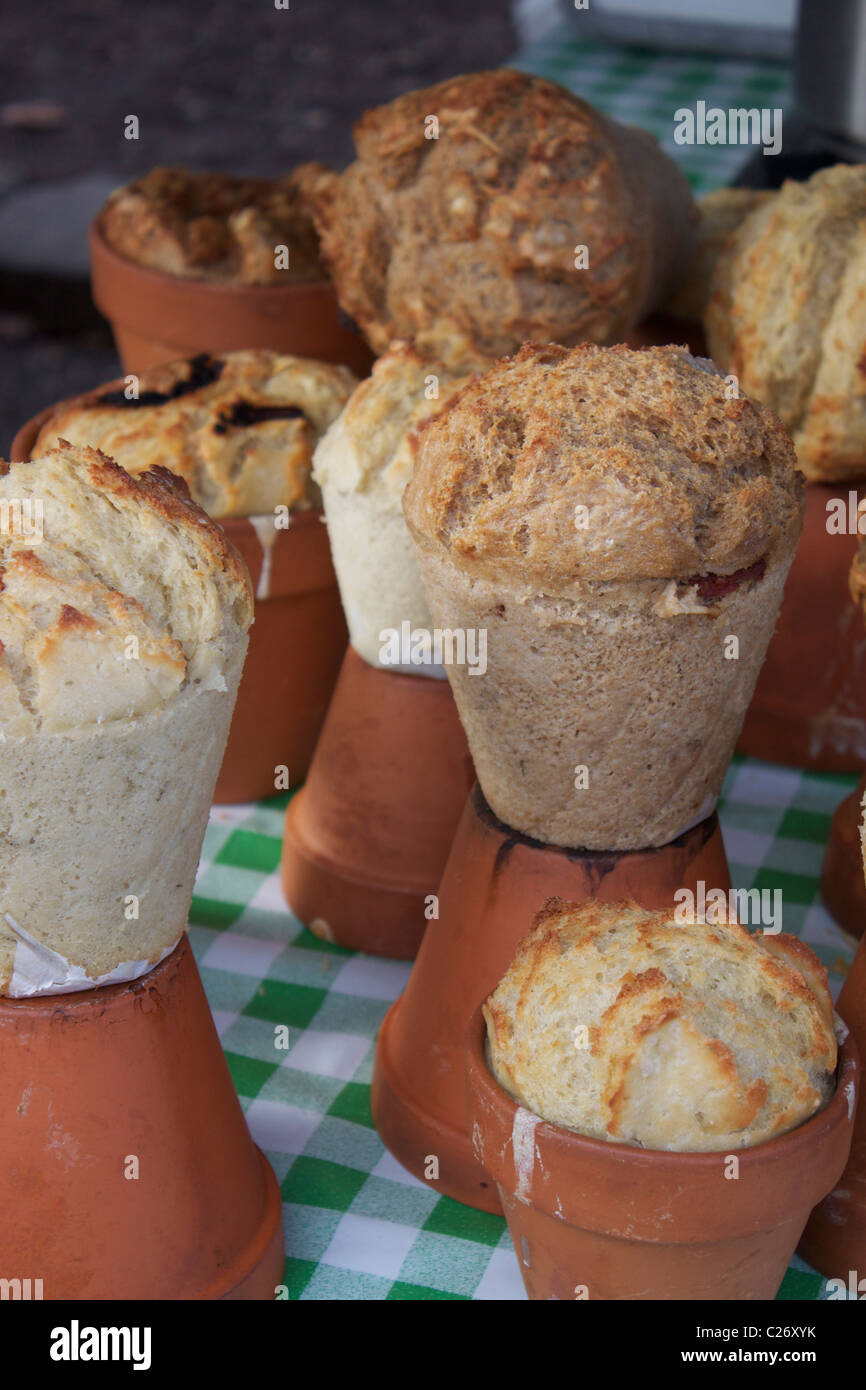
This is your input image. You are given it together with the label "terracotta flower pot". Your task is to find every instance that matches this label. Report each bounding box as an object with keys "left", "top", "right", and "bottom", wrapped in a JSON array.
[
  {"left": 371, "top": 783, "right": 731, "bottom": 1212},
  {"left": 820, "top": 772, "right": 866, "bottom": 941},
  {"left": 89, "top": 215, "right": 374, "bottom": 377},
  {"left": 799, "top": 931, "right": 866, "bottom": 1279},
  {"left": 0, "top": 936, "right": 284, "bottom": 1299},
  {"left": 466, "top": 1007, "right": 859, "bottom": 1301},
  {"left": 281, "top": 645, "right": 475, "bottom": 959},
  {"left": 737, "top": 482, "right": 866, "bottom": 770},
  {"left": 10, "top": 405, "right": 348, "bottom": 805}
]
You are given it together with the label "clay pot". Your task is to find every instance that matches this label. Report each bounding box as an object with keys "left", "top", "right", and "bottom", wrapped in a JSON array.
[
  {"left": 89, "top": 215, "right": 374, "bottom": 377},
  {"left": 371, "top": 783, "right": 732, "bottom": 1212},
  {"left": 281, "top": 645, "right": 475, "bottom": 959},
  {"left": 799, "top": 931, "right": 866, "bottom": 1279},
  {"left": 820, "top": 772, "right": 866, "bottom": 941},
  {"left": 10, "top": 404, "right": 348, "bottom": 804},
  {"left": 737, "top": 482, "right": 866, "bottom": 771},
  {"left": 0, "top": 936, "right": 284, "bottom": 1299},
  {"left": 466, "top": 1007, "right": 859, "bottom": 1300}
]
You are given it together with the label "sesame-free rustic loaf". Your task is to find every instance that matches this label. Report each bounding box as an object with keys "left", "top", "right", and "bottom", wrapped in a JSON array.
[
  {"left": 312, "top": 340, "right": 488, "bottom": 669},
  {"left": 299, "top": 69, "right": 697, "bottom": 361},
  {"left": 99, "top": 165, "right": 326, "bottom": 283},
  {"left": 705, "top": 164, "right": 866, "bottom": 481},
  {"left": 33, "top": 350, "right": 357, "bottom": 518},
  {"left": 666, "top": 186, "right": 773, "bottom": 322},
  {"left": 484, "top": 898, "right": 837, "bottom": 1152},
  {"left": 404, "top": 343, "right": 803, "bottom": 848},
  {"left": 0, "top": 444, "right": 253, "bottom": 992}
]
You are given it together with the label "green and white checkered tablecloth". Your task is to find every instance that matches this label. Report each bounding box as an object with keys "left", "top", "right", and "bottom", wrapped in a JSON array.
[
  {"left": 192, "top": 756, "right": 859, "bottom": 1301},
  {"left": 191, "top": 35, "right": 850, "bottom": 1300}
]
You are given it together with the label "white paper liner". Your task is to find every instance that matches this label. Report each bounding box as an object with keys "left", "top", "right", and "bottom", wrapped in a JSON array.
[{"left": 5, "top": 913, "right": 179, "bottom": 998}]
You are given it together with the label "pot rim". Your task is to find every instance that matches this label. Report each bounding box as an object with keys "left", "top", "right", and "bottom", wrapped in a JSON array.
[
  {"left": 466, "top": 1005, "right": 859, "bottom": 1241},
  {"left": 89, "top": 213, "right": 336, "bottom": 302}
]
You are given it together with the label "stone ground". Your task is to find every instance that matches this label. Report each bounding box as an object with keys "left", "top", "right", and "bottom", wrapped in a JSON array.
[{"left": 0, "top": 0, "right": 518, "bottom": 451}]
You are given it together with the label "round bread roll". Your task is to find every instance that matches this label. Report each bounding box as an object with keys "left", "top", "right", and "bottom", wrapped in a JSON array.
[
  {"left": 299, "top": 69, "right": 697, "bottom": 362},
  {"left": 484, "top": 898, "right": 838, "bottom": 1152},
  {"left": 705, "top": 164, "right": 866, "bottom": 481},
  {"left": 312, "top": 341, "right": 487, "bottom": 672},
  {"left": 0, "top": 444, "right": 253, "bottom": 991},
  {"left": 33, "top": 349, "right": 357, "bottom": 519},
  {"left": 404, "top": 342, "right": 803, "bottom": 849}
]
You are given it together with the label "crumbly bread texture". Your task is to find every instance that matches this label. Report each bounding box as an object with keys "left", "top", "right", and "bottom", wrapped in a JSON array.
[
  {"left": 484, "top": 898, "right": 837, "bottom": 1152},
  {"left": 666, "top": 187, "right": 773, "bottom": 322},
  {"left": 405, "top": 343, "right": 802, "bottom": 848},
  {"left": 299, "top": 69, "right": 697, "bottom": 361},
  {"left": 0, "top": 444, "right": 253, "bottom": 990},
  {"left": 313, "top": 342, "right": 488, "bottom": 668},
  {"left": 34, "top": 350, "right": 357, "bottom": 519},
  {"left": 705, "top": 164, "right": 866, "bottom": 481},
  {"left": 100, "top": 165, "right": 326, "bottom": 283}
]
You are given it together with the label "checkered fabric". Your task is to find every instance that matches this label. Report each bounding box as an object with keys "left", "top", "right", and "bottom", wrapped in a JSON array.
[
  {"left": 511, "top": 22, "right": 792, "bottom": 194},
  {"left": 192, "top": 755, "right": 859, "bottom": 1301},
  {"left": 190, "top": 31, "right": 849, "bottom": 1300}
]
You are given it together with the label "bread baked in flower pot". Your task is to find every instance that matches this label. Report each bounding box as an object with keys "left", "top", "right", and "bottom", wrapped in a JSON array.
[
  {"left": 468, "top": 899, "right": 858, "bottom": 1301},
  {"left": 704, "top": 165, "right": 866, "bottom": 768},
  {"left": 0, "top": 446, "right": 283, "bottom": 1296},
  {"left": 281, "top": 342, "right": 483, "bottom": 957},
  {"left": 403, "top": 342, "right": 803, "bottom": 851},
  {"left": 300, "top": 69, "right": 697, "bottom": 364},
  {"left": 12, "top": 348, "right": 357, "bottom": 801},
  {"left": 90, "top": 166, "right": 373, "bottom": 376}
]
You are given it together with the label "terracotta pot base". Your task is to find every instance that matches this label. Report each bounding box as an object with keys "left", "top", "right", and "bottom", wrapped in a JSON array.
[
  {"left": 89, "top": 217, "right": 374, "bottom": 377},
  {"left": 467, "top": 1009, "right": 859, "bottom": 1300},
  {"left": 820, "top": 773, "right": 866, "bottom": 941},
  {"left": 372, "top": 784, "right": 732, "bottom": 1212},
  {"left": 0, "top": 936, "right": 284, "bottom": 1300},
  {"left": 799, "top": 931, "right": 866, "bottom": 1279},
  {"left": 10, "top": 405, "right": 348, "bottom": 805},
  {"left": 738, "top": 482, "right": 866, "bottom": 770},
  {"left": 280, "top": 646, "right": 475, "bottom": 959}
]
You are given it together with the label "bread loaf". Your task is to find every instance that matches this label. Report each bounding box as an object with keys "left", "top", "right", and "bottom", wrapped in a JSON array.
[
  {"left": 300, "top": 69, "right": 697, "bottom": 362},
  {"left": 33, "top": 349, "right": 357, "bottom": 519},
  {"left": 0, "top": 443, "right": 253, "bottom": 991},
  {"left": 705, "top": 164, "right": 866, "bottom": 481},
  {"left": 484, "top": 898, "right": 837, "bottom": 1152},
  {"left": 404, "top": 342, "right": 802, "bottom": 849},
  {"left": 666, "top": 186, "right": 773, "bottom": 322},
  {"left": 312, "top": 340, "right": 487, "bottom": 670}
]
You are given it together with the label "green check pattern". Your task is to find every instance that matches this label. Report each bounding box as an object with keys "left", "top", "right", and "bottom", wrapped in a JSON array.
[
  {"left": 190, "top": 32, "right": 844, "bottom": 1300},
  {"left": 191, "top": 756, "right": 859, "bottom": 1301}
]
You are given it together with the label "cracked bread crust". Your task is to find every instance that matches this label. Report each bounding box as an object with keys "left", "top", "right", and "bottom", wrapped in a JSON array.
[
  {"left": 300, "top": 69, "right": 697, "bottom": 361},
  {"left": 404, "top": 341, "right": 803, "bottom": 588},
  {"left": 484, "top": 898, "right": 837, "bottom": 1152},
  {"left": 99, "top": 165, "right": 326, "bottom": 283},
  {"left": 705, "top": 164, "right": 866, "bottom": 482},
  {"left": 33, "top": 350, "right": 357, "bottom": 519}
]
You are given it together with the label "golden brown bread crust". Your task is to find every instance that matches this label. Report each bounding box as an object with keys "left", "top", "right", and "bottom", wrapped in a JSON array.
[
  {"left": 300, "top": 69, "right": 697, "bottom": 360},
  {"left": 704, "top": 164, "right": 866, "bottom": 481},
  {"left": 100, "top": 165, "right": 326, "bottom": 283},
  {"left": 484, "top": 898, "right": 837, "bottom": 1152},
  {"left": 403, "top": 341, "right": 803, "bottom": 586},
  {"left": 33, "top": 350, "right": 357, "bottom": 519}
]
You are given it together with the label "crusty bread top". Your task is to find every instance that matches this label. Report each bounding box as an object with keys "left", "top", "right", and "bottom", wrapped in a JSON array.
[
  {"left": 300, "top": 68, "right": 696, "bottom": 361},
  {"left": 0, "top": 444, "right": 253, "bottom": 737},
  {"left": 484, "top": 898, "right": 837, "bottom": 1153},
  {"left": 312, "top": 340, "right": 489, "bottom": 506},
  {"left": 33, "top": 350, "right": 357, "bottom": 519},
  {"left": 704, "top": 164, "right": 866, "bottom": 482},
  {"left": 403, "top": 342, "right": 802, "bottom": 586},
  {"left": 100, "top": 165, "right": 325, "bottom": 284}
]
